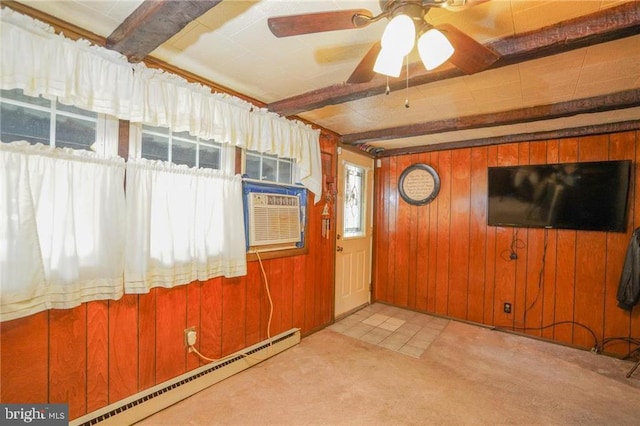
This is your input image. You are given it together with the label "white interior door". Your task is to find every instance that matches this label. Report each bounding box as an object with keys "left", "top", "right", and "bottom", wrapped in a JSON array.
[{"left": 335, "top": 148, "right": 374, "bottom": 318}]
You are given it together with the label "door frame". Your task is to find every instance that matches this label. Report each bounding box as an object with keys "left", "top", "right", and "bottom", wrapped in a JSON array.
[{"left": 333, "top": 147, "right": 374, "bottom": 320}]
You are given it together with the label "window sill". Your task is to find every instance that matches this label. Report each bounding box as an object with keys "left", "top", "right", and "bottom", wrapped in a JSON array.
[{"left": 246, "top": 246, "right": 308, "bottom": 262}]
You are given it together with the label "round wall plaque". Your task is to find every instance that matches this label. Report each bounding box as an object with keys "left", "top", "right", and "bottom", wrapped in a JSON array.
[{"left": 398, "top": 163, "right": 440, "bottom": 205}]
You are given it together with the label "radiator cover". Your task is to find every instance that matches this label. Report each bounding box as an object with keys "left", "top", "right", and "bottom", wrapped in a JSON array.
[{"left": 70, "top": 328, "right": 301, "bottom": 426}]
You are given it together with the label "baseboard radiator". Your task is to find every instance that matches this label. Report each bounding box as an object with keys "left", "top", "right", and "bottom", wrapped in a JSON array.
[{"left": 70, "top": 328, "right": 301, "bottom": 426}]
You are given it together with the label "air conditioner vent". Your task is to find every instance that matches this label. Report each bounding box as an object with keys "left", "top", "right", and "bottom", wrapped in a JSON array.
[{"left": 248, "top": 193, "right": 301, "bottom": 247}]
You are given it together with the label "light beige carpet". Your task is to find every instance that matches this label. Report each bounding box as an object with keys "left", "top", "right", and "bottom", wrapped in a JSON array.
[{"left": 137, "top": 305, "right": 640, "bottom": 425}]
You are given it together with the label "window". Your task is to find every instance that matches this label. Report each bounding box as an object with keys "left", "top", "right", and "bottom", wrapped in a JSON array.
[
  {"left": 139, "top": 124, "right": 226, "bottom": 170},
  {"left": 343, "top": 163, "right": 366, "bottom": 237},
  {"left": 244, "top": 150, "right": 295, "bottom": 184},
  {"left": 0, "top": 89, "right": 125, "bottom": 321},
  {"left": 0, "top": 89, "right": 116, "bottom": 155}
]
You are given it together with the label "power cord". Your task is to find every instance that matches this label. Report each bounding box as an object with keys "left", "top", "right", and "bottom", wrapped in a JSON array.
[
  {"left": 495, "top": 321, "right": 640, "bottom": 380},
  {"left": 501, "top": 228, "right": 526, "bottom": 261},
  {"left": 499, "top": 307, "right": 640, "bottom": 363},
  {"left": 188, "top": 250, "right": 274, "bottom": 363},
  {"left": 523, "top": 229, "right": 549, "bottom": 324},
  {"left": 493, "top": 320, "right": 599, "bottom": 349},
  {"left": 592, "top": 336, "right": 640, "bottom": 356}
]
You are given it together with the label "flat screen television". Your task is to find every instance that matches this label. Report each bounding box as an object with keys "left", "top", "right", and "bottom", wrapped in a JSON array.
[{"left": 487, "top": 160, "right": 631, "bottom": 232}]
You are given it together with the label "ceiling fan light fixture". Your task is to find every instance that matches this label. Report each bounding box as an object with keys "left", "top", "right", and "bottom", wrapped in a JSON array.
[
  {"left": 418, "top": 28, "right": 455, "bottom": 70},
  {"left": 373, "top": 47, "right": 404, "bottom": 77},
  {"left": 380, "top": 14, "right": 416, "bottom": 55},
  {"left": 373, "top": 13, "right": 416, "bottom": 78}
]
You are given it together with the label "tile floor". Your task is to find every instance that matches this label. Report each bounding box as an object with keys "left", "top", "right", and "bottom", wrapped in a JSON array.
[{"left": 328, "top": 303, "right": 450, "bottom": 358}]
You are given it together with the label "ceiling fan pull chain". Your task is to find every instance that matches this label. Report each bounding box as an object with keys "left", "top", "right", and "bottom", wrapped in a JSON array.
[
  {"left": 385, "top": 77, "right": 390, "bottom": 96},
  {"left": 404, "top": 56, "right": 410, "bottom": 108}
]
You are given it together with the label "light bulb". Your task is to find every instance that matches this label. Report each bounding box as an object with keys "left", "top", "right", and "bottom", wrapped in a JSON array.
[
  {"left": 418, "top": 28, "right": 455, "bottom": 70},
  {"left": 380, "top": 14, "right": 415, "bottom": 56},
  {"left": 373, "top": 48, "right": 404, "bottom": 78},
  {"left": 374, "top": 14, "right": 416, "bottom": 77}
]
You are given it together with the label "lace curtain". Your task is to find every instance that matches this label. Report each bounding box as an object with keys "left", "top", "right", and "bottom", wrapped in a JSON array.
[
  {"left": 0, "top": 141, "right": 126, "bottom": 321},
  {"left": 0, "top": 7, "right": 322, "bottom": 202},
  {"left": 124, "top": 159, "right": 247, "bottom": 294}
]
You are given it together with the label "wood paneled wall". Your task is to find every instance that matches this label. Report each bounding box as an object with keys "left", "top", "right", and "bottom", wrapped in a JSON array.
[
  {"left": 0, "top": 138, "right": 337, "bottom": 420},
  {"left": 373, "top": 131, "right": 640, "bottom": 356}
]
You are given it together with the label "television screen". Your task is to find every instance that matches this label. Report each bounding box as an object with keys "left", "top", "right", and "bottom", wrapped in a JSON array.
[{"left": 488, "top": 160, "right": 631, "bottom": 232}]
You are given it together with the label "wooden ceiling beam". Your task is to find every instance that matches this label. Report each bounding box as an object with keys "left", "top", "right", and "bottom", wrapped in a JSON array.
[
  {"left": 377, "top": 120, "right": 640, "bottom": 157},
  {"left": 106, "top": 0, "right": 222, "bottom": 63},
  {"left": 267, "top": 2, "right": 640, "bottom": 116},
  {"left": 340, "top": 89, "right": 640, "bottom": 145}
]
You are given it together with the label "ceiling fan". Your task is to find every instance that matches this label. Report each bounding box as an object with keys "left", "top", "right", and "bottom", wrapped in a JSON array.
[{"left": 267, "top": 0, "right": 499, "bottom": 84}]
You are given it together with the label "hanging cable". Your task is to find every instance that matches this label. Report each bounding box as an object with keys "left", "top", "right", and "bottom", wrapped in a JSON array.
[
  {"left": 188, "top": 250, "right": 274, "bottom": 363},
  {"left": 404, "top": 56, "right": 410, "bottom": 108},
  {"left": 255, "top": 250, "right": 274, "bottom": 347},
  {"left": 500, "top": 228, "right": 526, "bottom": 261},
  {"left": 523, "top": 229, "right": 549, "bottom": 325}
]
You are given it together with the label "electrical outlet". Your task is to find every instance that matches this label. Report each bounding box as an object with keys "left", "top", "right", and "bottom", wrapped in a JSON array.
[
  {"left": 184, "top": 327, "right": 196, "bottom": 347},
  {"left": 504, "top": 302, "right": 512, "bottom": 314}
]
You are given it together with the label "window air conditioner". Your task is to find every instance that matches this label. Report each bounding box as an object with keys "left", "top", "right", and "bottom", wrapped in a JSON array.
[{"left": 248, "top": 193, "right": 302, "bottom": 248}]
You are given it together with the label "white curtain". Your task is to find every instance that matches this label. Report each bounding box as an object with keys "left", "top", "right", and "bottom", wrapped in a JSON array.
[
  {"left": 250, "top": 108, "right": 323, "bottom": 202},
  {"left": 1, "top": 7, "right": 323, "bottom": 202},
  {"left": 0, "top": 141, "right": 126, "bottom": 322},
  {"left": 0, "top": 8, "right": 136, "bottom": 118},
  {"left": 124, "top": 159, "right": 247, "bottom": 294}
]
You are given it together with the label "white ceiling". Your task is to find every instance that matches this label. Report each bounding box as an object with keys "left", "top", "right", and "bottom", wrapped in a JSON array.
[{"left": 13, "top": 0, "right": 640, "bottom": 155}]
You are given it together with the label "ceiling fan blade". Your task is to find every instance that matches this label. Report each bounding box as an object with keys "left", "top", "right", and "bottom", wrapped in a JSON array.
[
  {"left": 347, "top": 42, "right": 382, "bottom": 84},
  {"left": 268, "top": 9, "right": 373, "bottom": 38},
  {"left": 437, "top": 24, "right": 499, "bottom": 74}
]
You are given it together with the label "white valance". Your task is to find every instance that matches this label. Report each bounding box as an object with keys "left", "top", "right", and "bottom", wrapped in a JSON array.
[
  {"left": 0, "top": 8, "right": 136, "bottom": 117},
  {"left": 0, "top": 7, "right": 322, "bottom": 201},
  {"left": 250, "top": 108, "right": 323, "bottom": 201}
]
